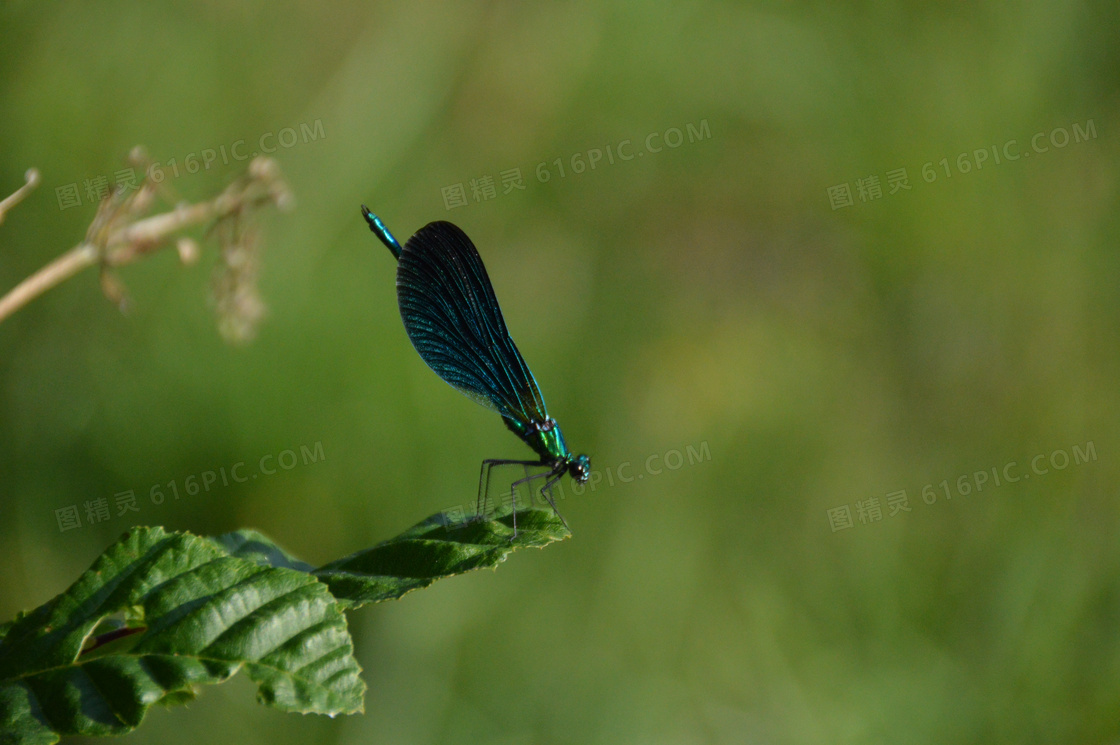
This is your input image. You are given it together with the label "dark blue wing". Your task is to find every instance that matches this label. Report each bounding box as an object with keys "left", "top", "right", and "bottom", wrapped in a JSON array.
[{"left": 396, "top": 221, "right": 549, "bottom": 425}]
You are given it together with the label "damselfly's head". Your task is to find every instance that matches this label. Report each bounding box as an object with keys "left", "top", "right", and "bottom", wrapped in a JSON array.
[{"left": 569, "top": 454, "right": 591, "bottom": 483}]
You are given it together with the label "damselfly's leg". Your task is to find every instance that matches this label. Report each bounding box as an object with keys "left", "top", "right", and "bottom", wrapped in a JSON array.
[
  {"left": 506, "top": 466, "right": 560, "bottom": 535},
  {"left": 477, "top": 459, "right": 545, "bottom": 527},
  {"left": 537, "top": 471, "right": 570, "bottom": 531}
]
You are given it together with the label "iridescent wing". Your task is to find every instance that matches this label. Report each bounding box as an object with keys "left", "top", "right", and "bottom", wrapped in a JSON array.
[{"left": 395, "top": 221, "right": 549, "bottom": 425}]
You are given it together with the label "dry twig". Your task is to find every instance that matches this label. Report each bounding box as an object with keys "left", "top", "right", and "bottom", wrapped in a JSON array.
[
  {"left": 0, "top": 150, "right": 292, "bottom": 342},
  {"left": 0, "top": 168, "right": 40, "bottom": 225}
]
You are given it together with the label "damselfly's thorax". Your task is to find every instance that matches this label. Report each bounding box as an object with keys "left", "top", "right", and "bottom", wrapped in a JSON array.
[
  {"left": 504, "top": 416, "right": 590, "bottom": 483},
  {"left": 504, "top": 416, "right": 565, "bottom": 461}
]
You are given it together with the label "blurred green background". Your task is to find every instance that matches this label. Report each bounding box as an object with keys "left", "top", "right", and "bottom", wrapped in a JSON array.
[{"left": 2, "top": 1, "right": 1119, "bottom": 743}]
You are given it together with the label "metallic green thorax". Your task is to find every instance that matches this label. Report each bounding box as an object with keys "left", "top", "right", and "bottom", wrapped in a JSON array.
[{"left": 503, "top": 415, "right": 570, "bottom": 462}]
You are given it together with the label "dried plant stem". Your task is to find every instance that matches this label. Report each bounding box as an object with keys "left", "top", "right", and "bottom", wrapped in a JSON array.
[
  {"left": 0, "top": 156, "right": 290, "bottom": 331},
  {"left": 0, "top": 169, "right": 40, "bottom": 225},
  {"left": 0, "top": 202, "right": 215, "bottom": 324},
  {"left": 0, "top": 243, "right": 98, "bottom": 322}
]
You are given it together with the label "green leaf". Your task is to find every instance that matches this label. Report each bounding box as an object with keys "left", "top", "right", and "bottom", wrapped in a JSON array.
[
  {"left": 207, "top": 529, "right": 315, "bottom": 572},
  {"left": 0, "top": 527, "right": 363, "bottom": 744},
  {"left": 0, "top": 506, "right": 569, "bottom": 743},
  {"left": 314, "top": 508, "right": 570, "bottom": 610}
]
